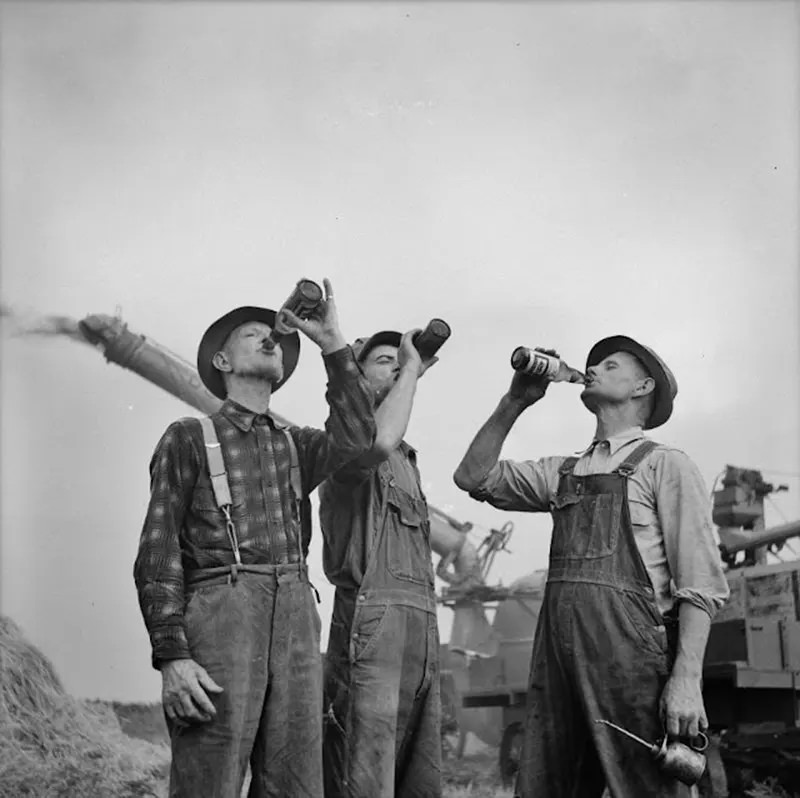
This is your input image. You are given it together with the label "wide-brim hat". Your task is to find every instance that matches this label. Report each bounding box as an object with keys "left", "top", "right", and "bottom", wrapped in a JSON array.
[
  {"left": 585, "top": 335, "right": 678, "bottom": 430},
  {"left": 355, "top": 330, "right": 402, "bottom": 362},
  {"left": 197, "top": 306, "right": 300, "bottom": 399}
]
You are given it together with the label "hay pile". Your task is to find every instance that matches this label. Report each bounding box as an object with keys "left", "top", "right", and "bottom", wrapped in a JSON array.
[{"left": 0, "top": 615, "right": 169, "bottom": 797}]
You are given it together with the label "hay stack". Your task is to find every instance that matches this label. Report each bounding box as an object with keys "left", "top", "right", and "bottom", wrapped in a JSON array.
[{"left": 0, "top": 615, "right": 169, "bottom": 797}]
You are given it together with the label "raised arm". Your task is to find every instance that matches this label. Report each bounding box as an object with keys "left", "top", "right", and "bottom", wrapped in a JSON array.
[
  {"left": 357, "top": 329, "right": 437, "bottom": 466},
  {"left": 289, "top": 344, "right": 376, "bottom": 492},
  {"left": 453, "top": 364, "right": 551, "bottom": 493},
  {"left": 279, "top": 279, "right": 376, "bottom": 490},
  {"left": 307, "top": 329, "right": 438, "bottom": 491}
]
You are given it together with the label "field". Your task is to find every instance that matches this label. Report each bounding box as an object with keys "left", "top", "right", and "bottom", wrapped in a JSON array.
[
  {"left": 111, "top": 702, "right": 795, "bottom": 798},
  {"left": 0, "top": 604, "right": 512, "bottom": 798},
  {"left": 1, "top": 616, "right": 793, "bottom": 797},
  {"left": 112, "top": 701, "right": 514, "bottom": 797}
]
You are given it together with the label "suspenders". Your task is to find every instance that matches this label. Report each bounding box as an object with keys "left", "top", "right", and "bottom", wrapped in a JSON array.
[
  {"left": 558, "top": 439, "right": 660, "bottom": 479},
  {"left": 613, "top": 439, "right": 660, "bottom": 477},
  {"left": 198, "top": 415, "right": 304, "bottom": 582}
]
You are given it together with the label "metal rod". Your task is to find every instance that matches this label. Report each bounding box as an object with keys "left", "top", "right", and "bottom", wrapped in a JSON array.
[
  {"left": 720, "top": 518, "right": 800, "bottom": 555},
  {"left": 594, "top": 719, "right": 654, "bottom": 750}
]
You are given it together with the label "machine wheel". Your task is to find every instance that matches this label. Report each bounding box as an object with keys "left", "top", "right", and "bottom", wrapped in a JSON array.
[
  {"left": 455, "top": 728, "right": 467, "bottom": 759},
  {"left": 499, "top": 721, "right": 524, "bottom": 788},
  {"left": 438, "top": 670, "right": 462, "bottom": 760}
]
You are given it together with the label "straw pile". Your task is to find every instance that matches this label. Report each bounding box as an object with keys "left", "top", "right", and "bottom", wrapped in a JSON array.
[{"left": 0, "top": 615, "right": 169, "bottom": 797}]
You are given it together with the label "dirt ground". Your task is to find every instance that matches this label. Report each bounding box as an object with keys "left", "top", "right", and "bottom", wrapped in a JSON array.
[
  {"left": 113, "top": 702, "right": 513, "bottom": 796},
  {"left": 441, "top": 737, "right": 512, "bottom": 798},
  {"left": 111, "top": 704, "right": 795, "bottom": 798}
]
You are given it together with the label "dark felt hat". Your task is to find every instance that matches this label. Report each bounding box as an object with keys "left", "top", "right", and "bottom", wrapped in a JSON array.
[
  {"left": 585, "top": 335, "right": 678, "bottom": 430},
  {"left": 355, "top": 330, "right": 402, "bottom": 362},
  {"left": 197, "top": 306, "right": 300, "bottom": 399}
]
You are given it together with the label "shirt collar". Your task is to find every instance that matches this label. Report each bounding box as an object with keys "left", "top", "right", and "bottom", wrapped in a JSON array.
[
  {"left": 577, "top": 426, "right": 646, "bottom": 457},
  {"left": 220, "top": 398, "right": 287, "bottom": 433},
  {"left": 399, "top": 440, "right": 417, "bottom": 457}
]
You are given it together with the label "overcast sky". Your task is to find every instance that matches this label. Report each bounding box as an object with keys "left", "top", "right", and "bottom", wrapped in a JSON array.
[{"left": 1, "top": 1, "right": 798, "bottom": 702}]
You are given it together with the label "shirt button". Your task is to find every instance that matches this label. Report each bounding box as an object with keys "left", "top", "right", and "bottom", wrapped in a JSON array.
[
  {"left": 358, "top": 594, "right": 365, "bottom": 602},
  {"left": 352, "top": 633, "right": 359, "bottom": 640}
]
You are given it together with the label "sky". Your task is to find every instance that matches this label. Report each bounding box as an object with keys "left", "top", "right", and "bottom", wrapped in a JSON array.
[{"left": 1, "top": 0, "right": 798, "bottom": 702}]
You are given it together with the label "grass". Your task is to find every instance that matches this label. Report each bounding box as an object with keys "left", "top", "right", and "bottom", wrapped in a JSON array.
[
  {"left": 745, "top": 780, "right": 797, "bottom": 798},
  {"left": 441, "top": 744, "right": 512, "bottom": 798}
]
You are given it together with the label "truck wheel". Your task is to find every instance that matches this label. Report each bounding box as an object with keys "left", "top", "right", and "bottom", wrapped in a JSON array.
[{"left": 499, "top": 722, "right": 523, "bottom": 788}]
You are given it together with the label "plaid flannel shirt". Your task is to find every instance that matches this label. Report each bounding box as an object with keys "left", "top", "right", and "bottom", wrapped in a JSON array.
[{"left": 134, "top": 345, "right": 374, "bottom": 667}]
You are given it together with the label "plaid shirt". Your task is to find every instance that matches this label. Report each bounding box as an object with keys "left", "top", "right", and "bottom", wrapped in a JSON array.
[{"left": 134, "top": 345, "right": 375, "bottom": 667}]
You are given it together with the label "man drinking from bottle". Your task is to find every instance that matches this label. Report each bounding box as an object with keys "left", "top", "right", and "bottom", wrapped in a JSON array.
[
  {"left": 453, "top": 337, "right": 728, "bottom": 797},
  {"left": 320, "top": 329, "right": 442, "bottom": 798}
]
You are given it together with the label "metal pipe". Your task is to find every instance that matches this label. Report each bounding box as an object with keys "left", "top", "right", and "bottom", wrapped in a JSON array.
[
  {"left": 79, "top": 314, "right": 223, "bottom": 415},
  {"left": 720, "top": 519, "right": 800, "bottom": 555}
]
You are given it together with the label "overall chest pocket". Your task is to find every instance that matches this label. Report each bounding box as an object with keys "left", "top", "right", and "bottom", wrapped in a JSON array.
[
  {"left": 385, "top": 486, "right": 434, "bottom": 586},
  {"left": 550, "top": 487, "right": 623, "bottom": 560}
]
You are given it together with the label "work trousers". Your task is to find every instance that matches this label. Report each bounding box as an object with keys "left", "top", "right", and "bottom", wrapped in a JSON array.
[
  {"left": 324, "top": 589, "right": 442, "bottom": 798},
  {"left": 166, "top": 566, "right": 322, "bottom": 798}
]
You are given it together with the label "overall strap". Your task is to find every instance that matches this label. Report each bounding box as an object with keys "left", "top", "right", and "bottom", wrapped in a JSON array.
[
  {"left": 558, "top": 456, "right": 580, "bottom": 477},
  {"left": 613, "top": 439, "right": 660, "bottom": 478},
  {"left": 198, "top": 416, "right": 242, "bottom": 578}
]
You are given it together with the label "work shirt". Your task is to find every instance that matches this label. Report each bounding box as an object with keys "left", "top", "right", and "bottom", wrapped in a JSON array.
[
  {"left": 468, "top": 426, "right": 729, "bottom": 618},
  {"left": 134, "top": 345, "right": 375, "bottom": 667},
  {"left": 319, "top": 442, "right": 435, "bottom": 591}
]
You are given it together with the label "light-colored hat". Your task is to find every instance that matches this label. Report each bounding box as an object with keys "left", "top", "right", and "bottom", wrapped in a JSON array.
[{"left": 586, "top": 335, "right": 678, "bottom": 429}]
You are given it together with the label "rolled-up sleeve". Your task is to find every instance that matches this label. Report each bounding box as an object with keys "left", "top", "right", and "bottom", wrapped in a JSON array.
[
  {"left": 654, "top": 450, "right": 730, "bottom": 618},
  {"left": 468, "top": 457, "right": 564, "bottom": 512}
]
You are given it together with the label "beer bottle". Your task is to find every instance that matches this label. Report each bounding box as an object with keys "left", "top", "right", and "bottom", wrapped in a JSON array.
[
  {"left": 413, "top": 319, "right": 451, "bottom": 359},
  {"left": 271, "top": 279, "right": 324, "bottom": 341},
  {"left": 510, "top": 347, "right": 585, "bottom": 384}
]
